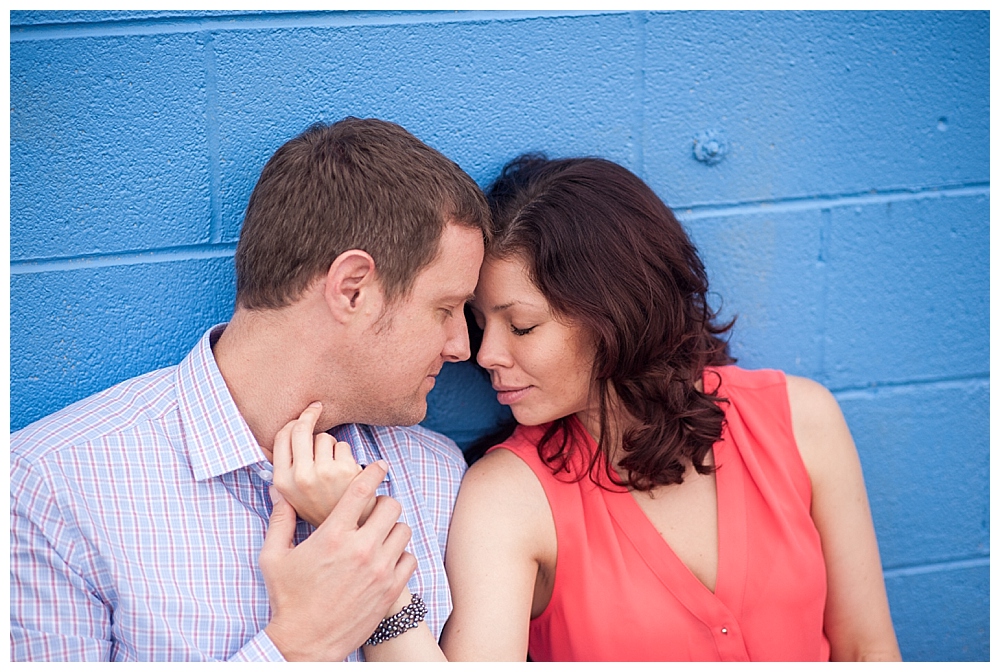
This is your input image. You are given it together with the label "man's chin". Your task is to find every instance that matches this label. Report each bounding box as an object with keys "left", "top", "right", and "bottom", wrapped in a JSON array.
[{"left": 364, "top": 399, "right": 427, "bottom": 428}]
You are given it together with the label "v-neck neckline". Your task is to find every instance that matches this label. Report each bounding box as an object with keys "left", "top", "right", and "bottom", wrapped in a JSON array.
[
  {"left": 598, "top": 434, "right": 747, "bottom": 613},
  {"left": 567, "top": 372, "right": 749, "bottom": 618}
]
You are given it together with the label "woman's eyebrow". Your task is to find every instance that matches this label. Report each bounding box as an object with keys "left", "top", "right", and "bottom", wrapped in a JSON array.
[{"left": 491, "top": 300, "right": 545, "bottom": 312}]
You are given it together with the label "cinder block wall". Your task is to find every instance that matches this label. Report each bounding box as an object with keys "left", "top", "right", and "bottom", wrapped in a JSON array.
[{"left": 10, "top": 10, "right": 988, "bottom": 661}]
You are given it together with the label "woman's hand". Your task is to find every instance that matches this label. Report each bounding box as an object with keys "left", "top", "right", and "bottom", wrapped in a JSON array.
[{"left": 271, "top": 401, "right": 376, "bottom": 527}]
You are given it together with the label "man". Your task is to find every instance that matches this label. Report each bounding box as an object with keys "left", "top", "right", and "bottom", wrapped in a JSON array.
[{"left": 10, "top": 118, "right": 489, "bottom": 661}]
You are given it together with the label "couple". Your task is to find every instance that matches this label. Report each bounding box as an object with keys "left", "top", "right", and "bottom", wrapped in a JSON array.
[{"left": 10, "top": 118, "right": 900, "bottom": 661}]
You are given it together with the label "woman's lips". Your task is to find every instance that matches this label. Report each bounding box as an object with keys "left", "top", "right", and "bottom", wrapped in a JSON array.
[{"left": 495, "top": 386, "right": 532, "bottom": 405}]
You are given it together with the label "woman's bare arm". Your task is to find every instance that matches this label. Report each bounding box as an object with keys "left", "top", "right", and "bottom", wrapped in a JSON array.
[
  {"left": 786, "top": 375, "right": 902, "bottom": 661},
  {"left": 440, "top": 447, "right": 553, "bottom": 660},
  {"left": 366, "top": 447, "right": 549, "bottom": 661},
  {"left": 359, "top": 586, "right": 446, "bottom": 661}
]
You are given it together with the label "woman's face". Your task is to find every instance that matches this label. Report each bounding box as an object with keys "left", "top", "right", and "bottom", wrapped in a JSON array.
[{"left": 471, "top": 255, "right": 598, "bottom": 430}]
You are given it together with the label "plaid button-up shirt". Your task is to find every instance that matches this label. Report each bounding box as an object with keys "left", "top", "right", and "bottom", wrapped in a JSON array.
[{"left": 11, "top": 325, "right": 466, "bottom": 661}]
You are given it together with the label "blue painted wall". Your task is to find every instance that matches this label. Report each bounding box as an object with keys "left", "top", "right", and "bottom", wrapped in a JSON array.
[{"left": 10, "top": 10, "right": 988, "bottom": 661}]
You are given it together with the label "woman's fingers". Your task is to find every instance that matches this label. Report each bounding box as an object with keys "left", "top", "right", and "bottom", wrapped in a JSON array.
[
  {"left": 272, "top": 421, "right": 294, "bottom": 472},
  {"left": 290, "top": 401, "right": 323, "bottom": 467},
  {"left": 271, "top": 401, "right": 372, "bottom": 527},
  {"left": 322, "top": 461, "right": 391, "bottom": 533},
  {"left": 333, "top": 440, "right": 360, "bottom": 472},
  {"left": 313, "top": 432, "right": 336, "bottom": 465}
]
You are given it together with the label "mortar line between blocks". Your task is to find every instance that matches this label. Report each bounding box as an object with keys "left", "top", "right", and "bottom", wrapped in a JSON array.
[
  {"left": 629, "top": 10, "right": 647, "bottom": 181},
  {"left": 11, "top": 244, "right": 238, "bottom": 274},
  {"left": 10, "top": 10, "right": 616, "bottom": 41},
  {"left": 830, "top": 373, "right": 990, "bottom": 397},
  {"left": 677, "top": 183, "right": 989, "bottom": 222},
  {"left": 882, "top": 555, "right": 989, "bottom": 579},
  {"left": 815, "top": 208, "right": 832, "bottom": 386},
  {"left": 202, "top": 31, "right": 224, "bottom": 245}
]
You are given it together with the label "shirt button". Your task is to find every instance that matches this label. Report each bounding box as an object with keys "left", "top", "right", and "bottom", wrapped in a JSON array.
[{"left": 721, "top": 627, "right": 728, "bottom": 635}]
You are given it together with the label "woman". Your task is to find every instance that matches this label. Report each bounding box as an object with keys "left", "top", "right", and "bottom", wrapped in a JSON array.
[{"left": 274, "top": 155, "right": 901, "bottom": 661}]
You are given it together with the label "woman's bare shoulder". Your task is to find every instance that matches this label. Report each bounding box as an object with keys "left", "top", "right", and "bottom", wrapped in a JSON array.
[
  {"left": 459, "top": 447, "right": 550, "bottom": 516},
  {"left": 785, "top": 374, "right": 847, "bottom": 434},
  {"left": 785, "top": 374, "right": 839, "bottom": 413},
  {"left": 784, "top": 374, "right": 855, "bottom": 481},
  {"left": 449, "top": 446, "right": 556, "bottom": 566}
]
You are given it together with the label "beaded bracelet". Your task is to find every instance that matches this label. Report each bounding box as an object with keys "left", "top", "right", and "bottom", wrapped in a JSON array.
[{"left": 365, "top": 594, "right": 428, "bottom": 647}]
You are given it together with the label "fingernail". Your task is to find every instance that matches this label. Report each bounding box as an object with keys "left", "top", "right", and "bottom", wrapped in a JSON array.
[
  {"left": 309, "top": 401, "right": 322, "bottom": 409},
  {"left": 269, "top": 485, "right": 285, "bottom": 504},
  {"left": 376, "top": 459, "right": 388, "bottom": 471}
]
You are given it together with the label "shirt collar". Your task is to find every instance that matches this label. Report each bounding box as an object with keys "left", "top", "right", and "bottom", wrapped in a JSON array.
[{"left": 176, "top": 324, "right": 268, "bottom": 481}]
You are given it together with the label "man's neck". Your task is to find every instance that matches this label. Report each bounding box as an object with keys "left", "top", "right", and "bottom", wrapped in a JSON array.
[{"left": 212, "top": 307, "right": 347, "bottom": 458}]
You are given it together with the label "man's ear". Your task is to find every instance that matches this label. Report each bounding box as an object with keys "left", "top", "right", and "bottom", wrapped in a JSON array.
[{"left": 323, "top": 250, "right": 380, "bottom": 323}]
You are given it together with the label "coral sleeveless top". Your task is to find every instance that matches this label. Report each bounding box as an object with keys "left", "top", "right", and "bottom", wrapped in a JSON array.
[{"left": 490, "top": 366, "right": 830, "bottom": 661}]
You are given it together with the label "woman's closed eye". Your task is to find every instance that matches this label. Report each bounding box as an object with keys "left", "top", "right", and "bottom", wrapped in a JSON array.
[{"left": 510, "top": 323, "right": 537, "bottom": 336}]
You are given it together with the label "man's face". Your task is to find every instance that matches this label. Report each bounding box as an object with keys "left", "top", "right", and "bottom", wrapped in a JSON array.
[{"left": 347, "top": 222, "right": 485, "bottom": 426}]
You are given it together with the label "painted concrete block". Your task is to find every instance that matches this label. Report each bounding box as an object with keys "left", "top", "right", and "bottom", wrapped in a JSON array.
[
  {"left": 212, "top": 13, "right": 640, "bottom": 240},
  {"left": 837, "top": 379, "right": 989, "bottom": 569},
  {"left": 11, "top": 34, "right": 212, "bottom": 260},
  {"left": 11, "top": 259, "right": 236, "bottom": 431},
  {"left": 684, "top": 208, "right": 825, "bottom": 377},
  {"left": 824, "top": 194, "right": 988, "bottom": 388},
  {"left": 643, "top": 11, "right": 988, "bottom": 208},
  {"left": 885, "top": 562, "right": 989, "bottom": 661}
]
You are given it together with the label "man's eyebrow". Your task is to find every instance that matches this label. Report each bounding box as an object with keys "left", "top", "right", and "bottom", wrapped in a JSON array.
[{"left": 445, "top": 293, "right": 476, "bottom": 305}]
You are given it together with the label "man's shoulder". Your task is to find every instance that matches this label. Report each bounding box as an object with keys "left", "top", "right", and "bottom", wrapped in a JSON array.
[
  {"left": 364, "top": 424, "right": 467, "bottom": 473},
  {"left": 11, "top": 365, "right": 179, "bottom": 466}
]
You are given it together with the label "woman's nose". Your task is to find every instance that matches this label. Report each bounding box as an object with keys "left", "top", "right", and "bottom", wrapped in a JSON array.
[{"left": 476, "top": 323, "right": 511, "bottom": 370}]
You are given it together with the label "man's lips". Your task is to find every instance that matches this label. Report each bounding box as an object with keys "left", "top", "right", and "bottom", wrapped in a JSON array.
[{"left": 493, "top": 385, "right": 532, "bottom": 405}]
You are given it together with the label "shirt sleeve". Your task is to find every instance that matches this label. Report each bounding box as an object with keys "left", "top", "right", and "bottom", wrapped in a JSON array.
[
  {"left": 11, "top": 453, "right": 288, "bottom": 663},
  {"left": 225, "top": 630, "right": 287, "bottom": 662},
  {"left": 10, "top": 457, "right": 113, "bottom": 661}
]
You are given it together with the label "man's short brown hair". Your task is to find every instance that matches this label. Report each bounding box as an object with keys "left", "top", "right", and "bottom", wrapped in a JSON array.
[{"left": 234, "top": 117, "right": 490, "bottom": 310}]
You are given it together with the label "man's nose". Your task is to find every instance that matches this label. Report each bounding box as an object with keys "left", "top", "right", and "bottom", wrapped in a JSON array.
[{"left": 442, "top": 314, "right": 471, "bottom": 363}]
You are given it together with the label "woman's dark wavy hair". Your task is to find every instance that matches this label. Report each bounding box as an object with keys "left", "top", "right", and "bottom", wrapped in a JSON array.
[{"left": 477, "top": 154, "right": 735, "bottom": 490}]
